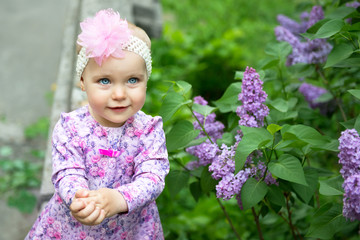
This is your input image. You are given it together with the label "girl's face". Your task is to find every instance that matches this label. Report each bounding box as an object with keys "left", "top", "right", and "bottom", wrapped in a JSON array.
[{"left": 81, "top": 51, "right": 147, "bottom": 127}]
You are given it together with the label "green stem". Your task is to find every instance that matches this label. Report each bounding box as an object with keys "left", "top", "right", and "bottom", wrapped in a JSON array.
[
  {"left": 278, "top": 66, "right": 288, "bottom": 100},
  {"left": 217, "top": 198, "right": 242, "bottom": 240},
  {"left": 187, "top": 105, "right": 240, "bottom": 238},
  {"left": 261, "top": 134, "right": 275, "bottom": 181},
  {"left": 285, "top": 193, "right": 302, "bottom": 240},
  {"left": 187, "top": 105, "right": 214, "bottom": 144},
  {"left": 252, "top": 207, "right": 264, "bottom": 240}
]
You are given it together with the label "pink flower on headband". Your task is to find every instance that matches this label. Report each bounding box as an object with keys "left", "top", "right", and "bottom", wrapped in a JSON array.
[{"left": 77, "top": 9, "right": 131, "bottom": 66}]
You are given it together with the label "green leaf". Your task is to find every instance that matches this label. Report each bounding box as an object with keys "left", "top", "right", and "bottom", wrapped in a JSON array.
[
  {"left": 348, "top": 89, "right": 360, "bottom": 100},
  {"left": 159, "top": 92, "right": 192, "bottom": 122},
  {"left": 166, "top": 120, "right": 200, "bottom": 152},
  {"left": 268, "top": 154, "right": 307, "bottom": 186},
  {"left": 184, "top": 137, "right": 208, "bottom": 149},
  {"left": 265, "top": 41, "right": 292, "bottom": 59},
  {"left": 288, "top": 63, "right": 315, "bottom": 78},
  {"left": 258, "top": 57, "right": 279, "bottom": 70},
  {"left": 7, "top": 190, "right": 37, "bottom": 213},
  {"left": 314, "top": 168, "right": 338, "bottom": 177},
  {"left": 306, "top": 203, "right": 347, "bottom": 239},
  {"left": 350, "top": 22, "right": 360, "bottom": 31},
  {"left": 281, "top": 124, "right": 331, "bottom": 149},
  {"left": 268, "top": 98, "right": 289, "bottom": 112},
  {"left": 216, "top": 132, "right": 235, "bottom": 146},
  {"left": 190, "top": 181, "right": 202, "bottom": 202},
  {"left": 266, "top": 185, "right": 286, "bottom": 207},
  {"left": 200, "top": 166, "right": 218, "bottom": 194},
  {"left": 303, "top": 19, "right": 331, "bottom": 37},
  {"left": 319, "top": 175, "right": 344, "bottom": 196},
  {"left": 234, "top": 71, "right": 244, "bottom": 80},
  {"left": 355, "top": 115, "right": 360, "bottom": 133},
  {"left": 324, "top": 43, "right": 354, "bottom": 68},
  {"left": 306, "top": 19, "right": 344, "bottom": 40},
  {"left": 314, "top": 92, "right": 333, "bottom": 103},
  {"left": 327, "top": 6, "right": 356, "bottom": 20},
  {"left": 174, "top": 80, "right": 192, "bottom": 96},
  {"left": 269, "top": 109, "right": 298, "bottom": 123},
  {"left": 332, "top": 56, "right": 360, "bottom": 68},
  {"left": 192, "top": 103, "right": 217, "bottom": 117},
  {"left": 213, "top": 82, "right": 242, "bottom": 113},
  {"left": 165, "top": 170, "right": 190, "bottom": 198},
  {"left": 340, "top": 117, "right": 356, "bottom": 129},
  {"left": 291, "top": 167, "right": 318, "bottom": 204},
  {"left": 267, "top": 124, "right": 282, "bottom": 135},
  {"left": 235, "top": 126, "right": 272, "bottom": 173},
  {"left": 241, "top": 178, "right": 268, "bottom": 210},
  {"left": 317, "top": 139, "right": 339, "bottom": 152}
]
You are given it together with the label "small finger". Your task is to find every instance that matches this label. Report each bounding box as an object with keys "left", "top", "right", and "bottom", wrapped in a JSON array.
[
  {"left": 93, "top": 209, "right": 107, "bottom": 225},
  {"left": 75, "top": 189, "right": 89, "bottom": 198},
  {"left": 83, "top": 206, "right": 102, "bottom": 225},
  {"left": 70, "top": 199, "right": 85, "bottom": 212},
  {"left": 76, "top": 202, "right": 96, "bottom": 219}
]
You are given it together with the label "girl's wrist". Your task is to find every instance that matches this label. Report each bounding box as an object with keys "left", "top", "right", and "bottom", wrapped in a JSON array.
[
  {"left": 108, "top": 189, "right": 128, "bottom": 215},
  {"left": 115, "top": 190, "right": 129, "bottom": 214}
]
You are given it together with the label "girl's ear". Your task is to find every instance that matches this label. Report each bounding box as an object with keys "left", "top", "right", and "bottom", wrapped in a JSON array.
[{"left": 80, "top": 77, "right": 85, "bottom": 91}]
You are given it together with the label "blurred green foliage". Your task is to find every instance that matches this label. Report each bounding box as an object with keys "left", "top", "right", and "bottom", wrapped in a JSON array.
[
  {"left": 145, "top": 0, "right": 313, "bottom": 115},
  {"left": 0, "top": 146, "right": 42, "bottom": 213},
  {"left": 0, "top": 117, "right": 47, "bottom": 213}
]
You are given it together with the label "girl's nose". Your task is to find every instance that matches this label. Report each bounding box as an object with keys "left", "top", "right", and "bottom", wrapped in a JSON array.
[{"left": 112, "top": 86, "right": 126, "bottom": 100}]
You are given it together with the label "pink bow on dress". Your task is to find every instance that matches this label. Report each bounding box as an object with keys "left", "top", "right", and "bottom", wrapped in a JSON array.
[{"left": 99, "top": 149, "right": 121, "bottom": 157}]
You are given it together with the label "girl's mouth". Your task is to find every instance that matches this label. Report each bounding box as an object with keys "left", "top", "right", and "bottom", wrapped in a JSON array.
[{"left": 109, "top": 106, "right": 128, "bottom": 112}]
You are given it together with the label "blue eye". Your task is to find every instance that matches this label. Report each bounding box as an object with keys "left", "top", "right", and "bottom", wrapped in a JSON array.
[
  {"left": 128, "top": 78, "right": 138, "bottom": 84},
  {"left": 99, "top": 78, "right": 110, "bottom": 85}
]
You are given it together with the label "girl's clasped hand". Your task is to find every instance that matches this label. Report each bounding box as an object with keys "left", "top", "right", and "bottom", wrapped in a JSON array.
[{"left": 70, "top": 188, "right": 128, "bottom": 226}]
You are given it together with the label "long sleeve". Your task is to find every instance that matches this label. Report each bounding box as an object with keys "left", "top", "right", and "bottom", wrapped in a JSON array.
[
  {"left": 116, "top": 116, "right": 169, "bottom": 214},
  {"left": 51, "top": 115, "right": 89, "bottom": 207}
]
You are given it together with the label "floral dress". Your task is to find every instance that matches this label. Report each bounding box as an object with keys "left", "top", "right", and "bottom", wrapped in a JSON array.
[{"left": 26, "top": 105, "right": 169, "bottom": 240}]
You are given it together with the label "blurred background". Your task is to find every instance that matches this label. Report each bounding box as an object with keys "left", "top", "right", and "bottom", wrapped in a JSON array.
[
  {"left": 0, "top": 0, "right": 311, "bottom": 239},
  {"left": 0, "top": 1, "right": 67, "bottom": 240}
]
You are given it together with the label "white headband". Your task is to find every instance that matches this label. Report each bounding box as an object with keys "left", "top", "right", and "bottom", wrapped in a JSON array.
[{"left": 76, "top": 35, "right": 152, "bottom": 80}]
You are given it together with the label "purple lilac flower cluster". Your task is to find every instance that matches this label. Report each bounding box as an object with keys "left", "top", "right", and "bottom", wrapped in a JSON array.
[
  {"left": 346, "top": 1, "right": 360, "bottom": 8},
  {"left": 338, "top": 129, "right": 360, "bottom": 221},
  {"left": 275, "top": 6, "right": 332, "bottom": 66},
  {"left": 236, "top": 67, "right": 269, "bottom": 128},
  {"left": 209, "top": 144, "right": 236, "bottom": 180},
  {"left": 276, "top": 6, "right": 333, "bottom": 113},
  {"left": 207, "top": 67, "right": 275, "bottom": 202},
  {"left": 185, "top": 96, "right": 224, "bottom": 169},
  {"left": 298, "top": 83, "right": 327, "bottom": 108},
  {"left": 186, "top": 68, "right": 276, "bottom": 205}
]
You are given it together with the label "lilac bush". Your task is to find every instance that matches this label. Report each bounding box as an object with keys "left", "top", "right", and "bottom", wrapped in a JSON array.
[{"left": 159, "top": 2, "right": 360, "bottom": 239}]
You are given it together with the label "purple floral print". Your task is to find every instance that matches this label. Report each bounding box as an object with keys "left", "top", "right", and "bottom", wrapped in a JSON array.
[{"left": 26, "top": 105, "right": 169, "bottom": 239}]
